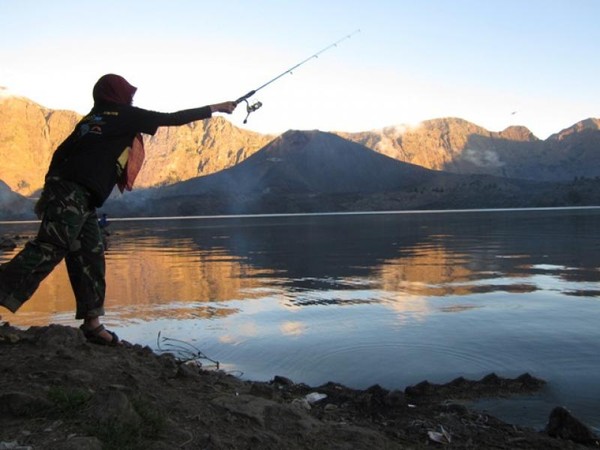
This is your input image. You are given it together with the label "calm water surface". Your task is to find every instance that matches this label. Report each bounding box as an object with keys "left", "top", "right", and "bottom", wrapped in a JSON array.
[{"left": 1, "top": 208, "right": 599, "bottom": 430}]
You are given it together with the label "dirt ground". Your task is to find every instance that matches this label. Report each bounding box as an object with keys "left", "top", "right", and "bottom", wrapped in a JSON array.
[{"left": 0, "top": 322, "right": 598, "bottom": 450}]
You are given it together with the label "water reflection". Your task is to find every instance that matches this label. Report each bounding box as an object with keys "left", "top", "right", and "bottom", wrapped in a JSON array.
[{"left": 1, "top": 209, "right": 599, "bottom": 327}]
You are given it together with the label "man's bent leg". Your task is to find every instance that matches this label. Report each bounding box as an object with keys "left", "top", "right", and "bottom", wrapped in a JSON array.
[
  {"left": 0, "top": 179, "right": 91, "bottom": 313},
  {"left": 0, "top": 239, "right": 66, "bottom": 312}
]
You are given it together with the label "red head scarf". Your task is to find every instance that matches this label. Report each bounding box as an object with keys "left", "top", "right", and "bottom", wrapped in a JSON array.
[
  {"left": 93, "top": 74, "right": 145, "bottom": 193},
  {"left": 93, "top": 74, "right": 137, "bottom": 105}
]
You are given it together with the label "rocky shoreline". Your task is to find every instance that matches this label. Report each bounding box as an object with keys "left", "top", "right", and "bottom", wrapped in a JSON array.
[{"left": 0, "top": 323, "right": 598, "bottom": 449}]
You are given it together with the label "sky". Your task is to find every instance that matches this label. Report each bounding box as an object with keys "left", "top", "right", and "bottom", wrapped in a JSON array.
[{"left": 1, "top": 0, "right": 598, "bottom": 139}]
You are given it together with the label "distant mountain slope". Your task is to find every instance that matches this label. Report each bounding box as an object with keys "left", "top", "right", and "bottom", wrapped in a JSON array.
[
  {"left": 0, "top": 180, "right": 35, "bottom": 220},
  {"left": 548, "top": 118, "right": 600, "bottom": 140},
  {"left": 337, "top": 117, "right": 600, "bottom": 181},
  {"left": 543, "top": 119, "right": 600, "bottom": 179},
  {"left": 104, "top": 130, "right": 600, "bottom": 217},
  {"left": 0, "top": 96, "right": 272, "bottom": 195},
  {"left": 159, "top": 130, "right": 437, "bottom": 197},
  {"left": 108, "top": 130, "right": 441, "bottom": 216},
  {"left": 338, "top": 118, "right": 536, "bottom": 171},
  {"left": 134, "top": 116, "right": 273, "bottom": 188},
  {"left": 0, "top": 96, "right": 80, "bottom": 196},
  {"left": 1, "top": 96, "right": 599, "bottom": 201}
]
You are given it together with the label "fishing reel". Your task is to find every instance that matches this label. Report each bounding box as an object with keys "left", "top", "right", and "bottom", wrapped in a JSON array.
[{"left": 242, "top": 99, "right": 263, "bottom": 124}]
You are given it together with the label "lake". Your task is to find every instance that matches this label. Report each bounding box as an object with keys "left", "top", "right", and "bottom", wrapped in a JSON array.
[{"left": 1, "top": 207, "right": 599, "bottom": 432}]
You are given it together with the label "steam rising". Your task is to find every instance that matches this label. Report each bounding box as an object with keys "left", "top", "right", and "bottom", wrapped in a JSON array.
[{"left": 461, "top": 148, "right": 504, "bottom": 168}]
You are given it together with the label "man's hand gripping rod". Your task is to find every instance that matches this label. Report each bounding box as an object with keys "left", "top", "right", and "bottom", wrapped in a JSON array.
[{"left": 235, "top": 29, "right": 360, "bottom": 124}]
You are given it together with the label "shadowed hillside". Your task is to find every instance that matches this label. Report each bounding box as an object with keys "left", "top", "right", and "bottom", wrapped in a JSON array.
[
  {"left": 2, "top": 97, "right": 600, "bottom": 199},
  {"left": 135, "top": 116, "right": 273, "bottom": 188},
  {"left": 338, "top": 118, "right": 600, "bottom": 181},
  {"left": 0, "top": 96, "right": 272, "bottom": 195},
  {"left": 159, "top": 130, "right": 436, "bottom": 196},
  {"left": 105, "top": 130, "right": 442, "bottom": 216},
  {"left": 337, "top": 118, "right": 540, "bottom": 175},
  {"left": 2, "top": 97, "right": 600, "bottom": 219},
  {"left": 103, "top": 130, "right": 600, "bottom": 218},
  {"left": 0, "top": 180, "right": 35, "bottom": 220}
]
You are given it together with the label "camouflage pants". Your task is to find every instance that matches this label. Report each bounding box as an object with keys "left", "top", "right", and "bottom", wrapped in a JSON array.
[{"left": 0, "top": 178, "right": 105, "bottom": 319}]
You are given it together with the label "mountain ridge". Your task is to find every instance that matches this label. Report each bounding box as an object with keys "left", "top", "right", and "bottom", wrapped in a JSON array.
[
  {"left": 1, "top": 96, "right": 600, "bottom": 218},
  {"left": 158, "top": 129, "right": 437, "bottom": 197},
  {"left": 2, "top": 96, "right": 600, "bottom": 197},
  {"left": 103, "top": 129, "right": 600, "bottom": 218}
]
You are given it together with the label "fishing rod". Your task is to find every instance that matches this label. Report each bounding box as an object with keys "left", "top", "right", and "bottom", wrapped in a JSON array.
[{"left": 235, "top": 29, "right": 361, "bottom": 124}]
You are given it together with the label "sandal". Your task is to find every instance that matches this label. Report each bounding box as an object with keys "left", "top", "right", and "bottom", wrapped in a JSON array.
[{"left": 80, "top": 324, "right": 120, "bottom": 346}]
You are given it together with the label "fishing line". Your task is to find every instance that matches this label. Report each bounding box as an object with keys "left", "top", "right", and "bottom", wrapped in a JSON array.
[{"left": 235, "top": 29, "right": 361, "bottom": 123}]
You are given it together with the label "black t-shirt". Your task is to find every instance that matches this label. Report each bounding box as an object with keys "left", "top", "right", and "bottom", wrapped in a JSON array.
[{"left": 47, "top": 103, "right": 212, "bottom": 207}]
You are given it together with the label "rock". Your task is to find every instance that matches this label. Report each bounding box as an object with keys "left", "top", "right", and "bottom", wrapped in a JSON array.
[
  {"left": 265, "top": 403, "right": 321, "bottom": 434},
  {"left": 157, "top": 352, "right": 178, "bottom": 371},
  {"left": 0, "top": 237, "right": 16, "bottom": 250},
  {"left": 24, "top": 324, "right": 86, "bottom": 348},
  {"left": 0, "top": 332, "right": 20, "bottom": 344},
  {"left": 385, "top": 389, "right": 406, "bottom": 408},
  {"left": 305, "top": 392, "right": 327, "bottom": 404},
  {"left": 89, "top": 391, "right": 142, "bottom": 429},
  {"left": 405, "top": 380, "right": 434, "bottom": 397},
  {"left": 291, "top": 398, "right": 311, "bottom": 411},
  {"left": 324, "top": 403, "right": 338, "bottom": 412},
  {"left": 52, "top": 436, "right": 102, "bottom": 450},
  {"left": 145, "top": 442, "right": 176, "bottom": 450},
  {"left": 271, "top": 375, "right": 295, "bottom": 386},
  {"left": 515, "top": 372, "right": 546, "bottom": 390},
  {"left": 545, "top": 406, "right": 599, "bottom": 445},
  {"left": 0, "top": 392, "right": 53, "bottom": 417},
  {"left": 64, "top": 369, "right": 94, "bottom": 385},
  {"left": 211, "top": 394, "right": 320, "bottom": 432},
  {"left": 249, "top": 382, "right": 277, "bottom": 399},
  {"left": 212, "top": 394, "right": 276, "bottom": 427},
  {"left": 176, "top": 362, "right": 201, "bottom": 379},
  {"left": 0, "top": 441, "right": 33, "bottom": 450},
  {"left": 405, "top": 372, "right": 546, "bottom": 400}
]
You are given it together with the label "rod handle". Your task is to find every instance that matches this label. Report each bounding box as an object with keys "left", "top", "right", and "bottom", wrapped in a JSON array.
[{"left": 235, "top": 90, "right": 256, "bottom": 105}]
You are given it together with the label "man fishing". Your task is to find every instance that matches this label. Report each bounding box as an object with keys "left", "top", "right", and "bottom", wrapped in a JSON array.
[{"left": 0, "top": 74, "right": 237, "bottom": 345}]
